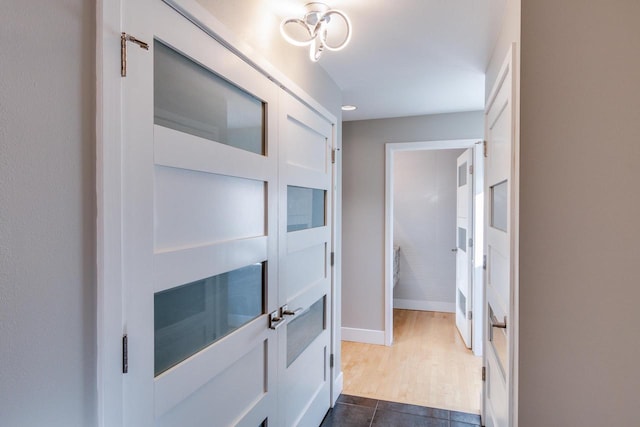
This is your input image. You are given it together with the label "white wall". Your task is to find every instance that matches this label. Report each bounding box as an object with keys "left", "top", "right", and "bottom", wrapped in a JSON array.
[
  {"left": 1, "top": 1, "right": 342, "bottom": 425},
  {"left": 342, "top": 112, "right": 483, "bottom": 334},
  {"left": 393, "top": 149, "right": 464, "bottom": 312},
  {"left": 0, "top": 2, "right": 97, "bottom": 425},
  {"left": 519, "top": 1, "right": 640, "bottom": 425}
]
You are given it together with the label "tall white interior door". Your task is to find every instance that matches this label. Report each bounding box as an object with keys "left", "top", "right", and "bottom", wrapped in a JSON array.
[
  {"left": 483, "top": 47, "right": 516, "bottom": 427},
  {"left": 278, "top": 91, "right": 333, "bottom": 427},
  {"left": 118, "top": 1, "right": 333, "bottom": 426},
  {"left": 122, "top": 2, "right": 279, "bottom": 425},
  {"left": 455, "top": 149, "right": 473, "bottom": 348}
]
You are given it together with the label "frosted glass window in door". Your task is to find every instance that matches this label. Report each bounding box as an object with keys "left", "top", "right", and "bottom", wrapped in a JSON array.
[
  {"left": 458, "top": 227, "right": 467, "bottom": 252},
  {"left": 287, "top": 297, "right": 326, "bottom": 367},
  {"left": 154, "top": 263, "right": 265, "bottom": 376},
  {"left": 491, "top": 180, "right": 508, "bottom": 232},
  {"left": 458, "top": 162, "right": 468, "bottom": 187},
  {"left": 458, "top": 289, "right": 467, "bottom": 314},
  {"left": 154, "top": 41, "right": 265, "bottom": 154},
  {"left": 287, "top": 186, "right": 326, "bottom": 232}
]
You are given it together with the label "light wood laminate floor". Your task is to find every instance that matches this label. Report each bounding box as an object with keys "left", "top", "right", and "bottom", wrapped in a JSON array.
[{"left": 341, "top": 309, "right": 482, "bottom": 414}]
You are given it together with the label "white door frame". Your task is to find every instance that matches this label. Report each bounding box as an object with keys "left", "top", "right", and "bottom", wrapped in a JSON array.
[
  {"left": 96, "top": 1, "right": 341, "bottom": 425},
  {"left": 384, "top": 139, "right": 482, "bottom": 347}
]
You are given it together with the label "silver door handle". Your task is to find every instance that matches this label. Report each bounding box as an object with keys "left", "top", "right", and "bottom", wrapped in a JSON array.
[
  {"left": 269, "top": 311, "right": 285, "bottom": 329},
  {"left": 488, "top": 304, "right": 507, "bottom": 346},
  {"left": 490, "top": 312, "right": 507, "bottom": 329},
  {"left": 281, "top": 305, "right": 303, "bottom": 317}
]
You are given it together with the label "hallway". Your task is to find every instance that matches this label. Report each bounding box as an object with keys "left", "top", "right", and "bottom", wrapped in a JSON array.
[{"left": 341, "top": 310, "right": 482, "bottom": 414}]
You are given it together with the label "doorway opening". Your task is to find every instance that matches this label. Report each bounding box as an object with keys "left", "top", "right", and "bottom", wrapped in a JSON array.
[{"left": 341, "top": 139, "right": 484, "bottom": 413}]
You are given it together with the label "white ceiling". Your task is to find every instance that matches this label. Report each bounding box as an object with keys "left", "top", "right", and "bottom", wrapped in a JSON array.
[{"left": 293, "top": 0, "right": 507, "bottom": 121}]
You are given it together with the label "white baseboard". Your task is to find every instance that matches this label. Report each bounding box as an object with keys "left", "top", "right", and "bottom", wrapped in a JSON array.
[
  {"left": 332, "top": 372, "right": 343, "bottom": 406},
  {"left": 341, "top": 327, "right": 385, "bottom": 345},
  {"left": 393, "top": 299, "right": 455, "bottom": 313}
]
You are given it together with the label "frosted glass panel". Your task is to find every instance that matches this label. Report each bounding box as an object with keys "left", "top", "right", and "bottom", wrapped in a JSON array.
[
  {"left": 154, "top": 263, "right": 264, "bottom": 376},
  {"left": 287, "top": 297, "right": 325, "bottom": 367},
  {"left": 154, "top": 41, "right": 264, "bottom": 154},
  {"left": 458, "top": 162, "right": 467, "bottom": 187},
  {"left": 458, "top": 227, "right": 467, "bottom": 252},
  {"left": 287, "top": 186, "right": 325, "bottom": 232},
  {"left": 491, "top": 180, "right": 508, "bottom": 232},
  {"left": 458, "top": 289, "right": 466, "bottom": 313}
]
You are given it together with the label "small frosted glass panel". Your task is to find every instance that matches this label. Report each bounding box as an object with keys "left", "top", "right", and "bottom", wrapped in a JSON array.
[
  {"left": 287, "top": 186, "right": 326, "bottom": 232},
  {"left": 458, "top": 162, "right": 467, "bottom": 187},
  {"left": 458, "top": 227, "right": 467, "bottom": 252},
  {"left": 287, "top": 297, "right": 325, "bottom": 367},
  {"left": 154, "top": 263, "right": 264, "bottom": 376},
  {"left": 491, "top": 180, "right": 508, "bottom": 232},
  {"left": 458, "top": 289, "right": 466, "bottom": 314},
  {"left": 154, "top": 41, "right": 264, "bottom": 154}
]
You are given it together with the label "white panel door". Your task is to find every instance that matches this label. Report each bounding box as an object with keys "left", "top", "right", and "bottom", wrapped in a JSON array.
[
  {"left": 456, "top": 148, "right": 473, "bottom": 348},
  {"left": 278, "top": 91, "right": 333, "bottom": 427},
  {"left": 483, "top": 47, "right": 516, "bottom": 427},
  {"left": 121, "top": 1, "right": 279, "bottom": 425}
]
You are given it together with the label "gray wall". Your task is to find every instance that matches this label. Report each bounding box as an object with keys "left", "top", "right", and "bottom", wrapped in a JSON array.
[
  {"left": 0, "top": 1, "right": 341, "bottom": 425},
  {"left": 342, "top": 112, "right": 483, "bottom": 332},
  {"left": 0, "top": 1, "right": 97, "bottom": 425},
  {"left": 519, "top": 1, "right": 640, "bottom": 425}
]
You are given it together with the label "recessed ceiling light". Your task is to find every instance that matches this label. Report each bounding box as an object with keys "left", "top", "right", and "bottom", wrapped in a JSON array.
[{"left": 342, "top": 105, "right": 357, "bottom": 111}]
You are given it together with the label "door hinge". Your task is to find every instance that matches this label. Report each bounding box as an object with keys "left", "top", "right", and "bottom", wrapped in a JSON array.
[
  {"left": 331, "top": 148, "right": 336, "bottom": 164},
  {"left": 483, "top": 140, "right": 488, "bottom": 158},
  {"left": 483, "top": 254, "right": 487, "bottom": 270},
  {"left": 467, "top": 310, "right": 473, "bottom": 320},
  {"left": 121, "top": 32, "right": 149, "bottom": 77},
  {"left": 469, "top": 238, "right": 473, "bottom": 248},
  {"left": 482, "top": 366, "right": 486, "bottom": 381},
  {"left": 469, "top": 164, "right": 474, "bottom": 175},
  {"left": 330, "top": 354, "right": 334, "bottom": 368},
  {"left": 330, "top": 252, "right": 335, "bottom": 267},
  {"left": 122, "top": 334, "right": 128, "bottom": 374}
]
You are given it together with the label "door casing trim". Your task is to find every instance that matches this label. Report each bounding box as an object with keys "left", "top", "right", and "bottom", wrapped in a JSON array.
[{"left": 384, "top": 139, "right": 481, "bottom": 347}]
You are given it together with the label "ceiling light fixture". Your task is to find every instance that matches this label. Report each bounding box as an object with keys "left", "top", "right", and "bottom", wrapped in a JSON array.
[
  {"left": 280, "top": 2, "right": 352, "bottom": 62},
  {"left": 341, "top": 105, "right": 357, "bottom": 111}
]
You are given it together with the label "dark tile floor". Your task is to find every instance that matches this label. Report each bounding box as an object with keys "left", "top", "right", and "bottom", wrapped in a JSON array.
[{"left": 320, "top": 395, "right": 482, "bottom": 427}]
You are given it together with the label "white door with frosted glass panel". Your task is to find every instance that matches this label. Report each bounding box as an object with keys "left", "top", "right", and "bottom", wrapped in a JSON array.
[
  {"left": 121, "top": 1, "right": 279, "bottom": 425},
  {"left": 278, "top": 91, "right": 333, "bottom": 427},
  {"left": 483, "top": 47, "right": 516, "bottom": 427},
  {"left": 455, "top": 149, "right": 473, "bottom": 348}
]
